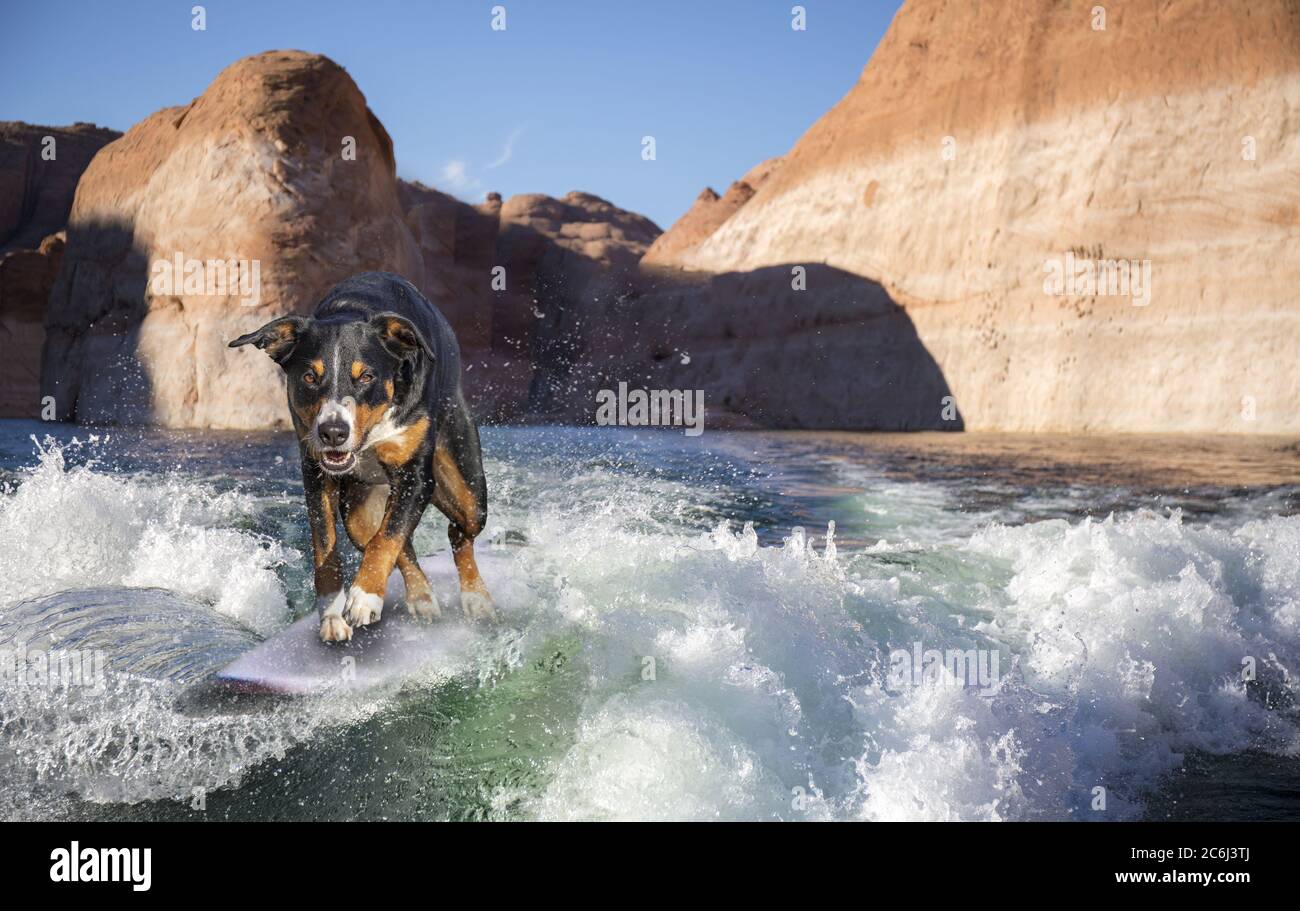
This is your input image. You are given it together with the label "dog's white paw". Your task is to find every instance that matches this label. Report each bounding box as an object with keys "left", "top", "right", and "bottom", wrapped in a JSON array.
[
  {"left": 460, "top": 590, "right": 497, "bottom": 623},
  {"left": 406, "top": 592, "right": 442, "bottom": 623},
  {"left": 343, "top": 585, "right": 383, "bottom": 627},
  {"left": 319, "top": 614, "right": 353, "bottom": 643}
]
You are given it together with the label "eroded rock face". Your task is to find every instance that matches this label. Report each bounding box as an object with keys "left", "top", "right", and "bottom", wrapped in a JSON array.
[
  {"left": 0, "top": 123, "right": 118, "bottom": 418},
  {"left": 499, "top": 191, "right": 660, "bottom": 272},
  {"left": 398, "top": 179, "right": 498, "bottom": 351},
  {"left": 644, "top": 0, "right": 1300, "bottom": 433},
  {"left": 395, "top": 180, "right": 531, "bottom": 420},
  {"left": 0, "top": 232, "right": 65, "bottom": 417},
  {"left": 641, "top": 157, "right": 782, "bottom": 267},
  {"left": 0, "top": 122, "right": 120, "bottom": 255},
  {"left": 42, "top": 51, "right": 421, "bottom": 428},
  {"left": 555, "top": 263, "right": 960, "bottom": 431}
]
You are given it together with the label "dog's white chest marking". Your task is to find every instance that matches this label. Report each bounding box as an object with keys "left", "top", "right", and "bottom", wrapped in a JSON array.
[{"left": 362, "top": 411, "right": 407, "bottom": 449}]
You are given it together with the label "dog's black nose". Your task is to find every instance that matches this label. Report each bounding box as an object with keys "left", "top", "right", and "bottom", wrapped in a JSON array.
[{"left": 317, "top": 420, "right": 350, "bottom": 448}]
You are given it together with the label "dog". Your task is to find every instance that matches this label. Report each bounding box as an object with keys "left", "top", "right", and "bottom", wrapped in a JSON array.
[{"left": 229, "top": 271, "right": 494, "bottom": 642}]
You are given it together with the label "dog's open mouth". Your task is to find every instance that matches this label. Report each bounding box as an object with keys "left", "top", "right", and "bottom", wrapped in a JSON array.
[{"left": 320, "top": 449, "right": 356, "bottom": 473}]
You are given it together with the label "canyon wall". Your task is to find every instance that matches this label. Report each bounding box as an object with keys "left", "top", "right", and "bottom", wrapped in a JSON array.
[
  {"left": 27, "top": 1, "right": 1299, "bottom": 434},
  {"left": 644, "top": 0, "right": 1300, "bottom": 433}
]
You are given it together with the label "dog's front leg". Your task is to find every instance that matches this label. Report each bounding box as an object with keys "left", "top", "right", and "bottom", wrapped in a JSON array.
[
  {"left": 305, "top": 466, "right": 350, "bottom": 642},
  {"left": 343, "top": 462, "right": 432, "bottom": 629}
]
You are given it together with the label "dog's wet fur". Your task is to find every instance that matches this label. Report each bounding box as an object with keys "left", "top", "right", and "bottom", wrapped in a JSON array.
[{"left": 230, "top": 271, "right": 494, "bottom": 641}]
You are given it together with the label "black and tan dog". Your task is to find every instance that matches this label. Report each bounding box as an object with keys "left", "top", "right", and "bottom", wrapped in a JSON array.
[{"left": 230, "top": 271, "right": 494, "bottom": 642}]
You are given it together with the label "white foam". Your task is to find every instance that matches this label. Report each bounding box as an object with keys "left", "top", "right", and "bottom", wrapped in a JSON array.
[
  {"left": 483, "top": 448, "right": 1300, "bottom": 820},
  {"left": 3, "top": 433, "right": 1298, "bottom": 819},
  {"left": 0, "top": 437, "right": 296, "bottom": 635},
  {"left": 848, "top": 510, "right": 1300, "bottom": 820},
  {"left": 534, "top": 693, "right": 787, "bottom": 821}
]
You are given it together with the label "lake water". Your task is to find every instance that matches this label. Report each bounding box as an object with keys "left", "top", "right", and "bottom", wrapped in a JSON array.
[{"left": 0, "top": 419, "right": 1297, "bottom": 820}]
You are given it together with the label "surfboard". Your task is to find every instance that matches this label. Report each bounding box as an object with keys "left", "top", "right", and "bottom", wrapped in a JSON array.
[{"left": 214, "top": 551, "right": 511, "bottom": 696}]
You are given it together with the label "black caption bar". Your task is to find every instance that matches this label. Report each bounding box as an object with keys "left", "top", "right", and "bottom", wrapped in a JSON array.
[{"left": 3, "top": 820, "right": 1274, "bottom": 896}]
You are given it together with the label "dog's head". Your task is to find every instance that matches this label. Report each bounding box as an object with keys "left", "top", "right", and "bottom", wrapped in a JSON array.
[{"left": 229, "top": 312, "right": 430, "bottom": 475}]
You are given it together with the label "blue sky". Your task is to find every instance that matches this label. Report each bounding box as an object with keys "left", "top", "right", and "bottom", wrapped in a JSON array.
[{"left": 0, "top": 0, "right": 901, "bottom": 229}]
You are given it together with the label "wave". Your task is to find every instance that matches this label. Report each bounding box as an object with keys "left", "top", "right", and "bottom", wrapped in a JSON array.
[
  {"left": 1, "top": 431, "right": 1297, "bottom": 819},
  {"left": 0, "top": 436, "right": 298, "bottom": 635}
]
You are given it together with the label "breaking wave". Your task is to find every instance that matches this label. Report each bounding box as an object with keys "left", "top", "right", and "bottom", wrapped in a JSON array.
[{"left": 1, "top": 428, "right": 1297, "bottom": 820}]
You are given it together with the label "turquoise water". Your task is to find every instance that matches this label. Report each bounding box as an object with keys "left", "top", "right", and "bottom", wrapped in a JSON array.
[{"left": 0, "top": 420, "right": 1297, "bottom": 820}]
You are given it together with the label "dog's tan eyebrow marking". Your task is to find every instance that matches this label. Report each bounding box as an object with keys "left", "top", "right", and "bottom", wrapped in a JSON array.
[
  {"left": 310, "top": 359, "right": 325, "bottom": 376},
  {"left": 351, "top": 361, "right": 367, "bottom": 380}
]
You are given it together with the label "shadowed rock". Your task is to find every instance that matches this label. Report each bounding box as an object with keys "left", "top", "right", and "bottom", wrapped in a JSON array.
[
  {"left": 0, "top": 123, "right": 118, "bottom": 418},
  {"left": 0, "top": 121, "right": 120, "bottom": 255}
]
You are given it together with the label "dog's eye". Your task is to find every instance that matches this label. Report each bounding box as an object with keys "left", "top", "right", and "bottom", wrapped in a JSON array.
[
  {"left": 358, "top": 372, "right": 375, "bottom": 386},
  {"left": 303, "top": 371, "right": 317, "bottom": 385}
]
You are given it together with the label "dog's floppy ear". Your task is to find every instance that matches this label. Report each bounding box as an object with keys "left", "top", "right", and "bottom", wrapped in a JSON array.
[
  {"left": 370, "top": 312, "right": 432, "bottom": 362},
  {"left": 228, "top": 316, "right": 308, "bottom": 365}
]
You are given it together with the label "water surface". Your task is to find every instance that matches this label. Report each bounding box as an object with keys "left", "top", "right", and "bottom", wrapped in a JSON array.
[{"left": 1, "top": 419, "right": 1297, "bottom": 821}]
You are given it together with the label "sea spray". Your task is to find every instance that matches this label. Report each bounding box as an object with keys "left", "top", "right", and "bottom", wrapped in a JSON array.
[
  {"left": 0, "top": 427, "right": 1297, "bottom": 820},
  {"left": 0, "top": 436, "right": 296, "bottom": 634}
]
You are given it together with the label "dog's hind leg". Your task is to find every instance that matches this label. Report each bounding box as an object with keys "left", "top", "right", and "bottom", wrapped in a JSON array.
[
  {"left": 432, "top": 403, "right": 495, "bottom": 622},
  {"left": 398, "top": 541, "right": 441, "bottom": 622},
  {"left": 447, "top": 523, "right": 494, "bottom": 622}
]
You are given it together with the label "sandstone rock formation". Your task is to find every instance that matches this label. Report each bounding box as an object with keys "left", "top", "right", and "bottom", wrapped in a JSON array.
[
  {"left": 37, "top": 47, "right": 664, "bottom": 429},
  {"left": 389, "top": 183, "right": 662, "bottom": 421},
  {"left": 499, "top": 191, "right": 660, "bottom": 272},
  {"left": 641, "top": 157, "right": 781, "bottom": 267},
  {"left": 43, "top": 51, "right": 421, "bottom": 428},
  {"left": 397, "top": 179, "right": 498, "bottom": 351},
  {"left": 642, "top": 0, "right": 1300, "bottom": 433},
  {"left": 489, "top": 191, "right": 660, "bottom": 417},
  {"left": 281, "top": 184, "right": 671, "bottom": 426}
]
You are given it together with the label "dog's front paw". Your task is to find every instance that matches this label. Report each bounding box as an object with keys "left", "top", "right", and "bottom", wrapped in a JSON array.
[
  {"left": 319, "top": 614, "right": 353, "bottom": 643},
  {"left": 460, "top": 590, "right": 497, "bottom": 623},
  {"left": 343, "top": 585, "right": 383, "bottom": 627},
  {"left": 406, "top": 592, "right": 442, "bottom": 623}
]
